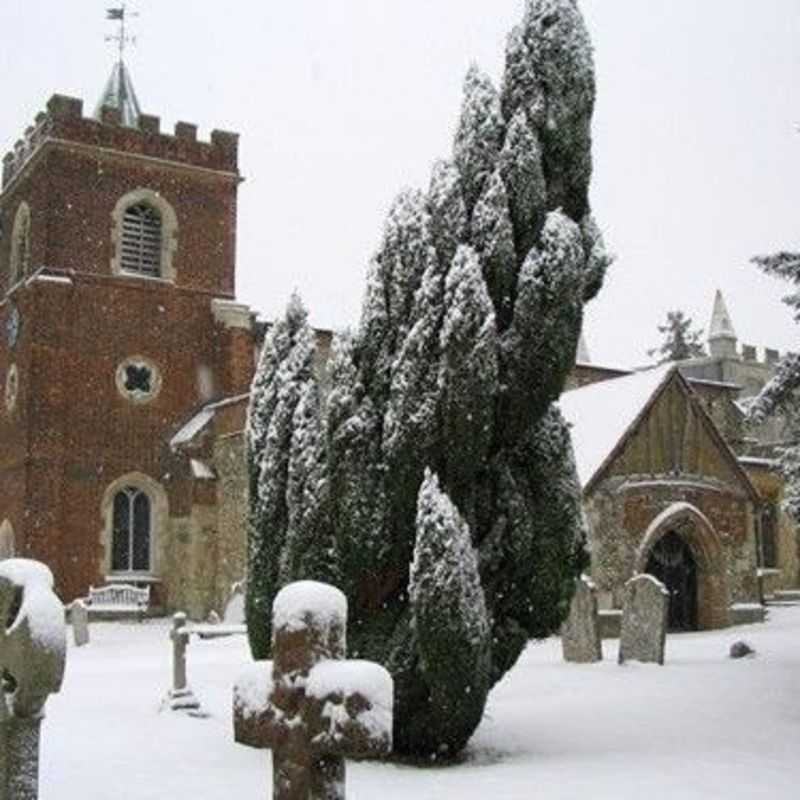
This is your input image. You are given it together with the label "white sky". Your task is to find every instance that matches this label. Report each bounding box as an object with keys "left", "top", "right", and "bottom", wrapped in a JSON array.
[{"left": 1, "top": 0, "right": 798, "bottom": 368}]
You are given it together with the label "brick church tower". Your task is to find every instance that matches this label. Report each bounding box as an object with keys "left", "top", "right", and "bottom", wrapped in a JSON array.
[{"left": 0, "top": 60, "right": 254, "bottom": 610}]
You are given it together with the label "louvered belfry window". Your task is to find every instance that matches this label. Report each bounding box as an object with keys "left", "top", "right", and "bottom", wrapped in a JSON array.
[{"left": 121, "top": 203, "right": 162, "bottom": 276}]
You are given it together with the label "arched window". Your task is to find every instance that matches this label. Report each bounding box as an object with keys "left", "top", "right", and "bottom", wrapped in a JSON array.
[
  {"left": 111, "top": 486, "right": 152, "bottom": 572},
  {"left": 121, "top": 203, "right": 162, "bottom": 276},
  {"left": 110, "top": 189, "right": 178, "bottom": 282},
  {"left": 9, "top": 202, "right": 31, "bottom": 287}
]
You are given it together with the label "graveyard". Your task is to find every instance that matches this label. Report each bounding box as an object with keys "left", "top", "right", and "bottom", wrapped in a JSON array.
[
  {"left": 0, "top": 0, "right": 798, "bottom": 796},
  {"left": 32, "top": 603, "right": 798, "bottom": 799}
]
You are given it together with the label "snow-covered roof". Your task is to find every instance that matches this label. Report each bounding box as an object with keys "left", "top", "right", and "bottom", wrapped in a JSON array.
[
  {"left": 559, "top": 363, "right": 675, "bottom": 489},
  {"left": 686, "top": 377, "right": 741, "bottom": 391},
  {"left": 190, "top": 459, "right": 216, "bottom": 480},
  {"left": 169, "top": 407, "right": 215, "bottom": 451},
  {"left": 169, "top": 393, "right": 250, "bottom": 451},
  {"left": 738, "top": 455, "right": 779, "bottom": 470}
]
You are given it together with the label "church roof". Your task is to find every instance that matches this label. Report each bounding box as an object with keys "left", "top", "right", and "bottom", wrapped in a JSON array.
[
  {"left": 560, "top": 363, "right": 674, "bottom": 489},
  {"left": 709, "top": 289, "right": 737, "bottom": 341},
  {"left": 94, "top": 60, "right": 141, "bottom": 128},
  {"left": 560, "top": 363, "right": 759, "bottom": 501}
]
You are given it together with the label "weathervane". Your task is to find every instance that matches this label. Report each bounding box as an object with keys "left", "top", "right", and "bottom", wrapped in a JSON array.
[{"left": 105, "top": 3, "right": 138, "bottom": 62}]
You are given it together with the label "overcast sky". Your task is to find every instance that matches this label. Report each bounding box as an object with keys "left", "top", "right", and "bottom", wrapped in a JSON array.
[{"left": 1, "top": 1, "right": 798, "bottom": 367}]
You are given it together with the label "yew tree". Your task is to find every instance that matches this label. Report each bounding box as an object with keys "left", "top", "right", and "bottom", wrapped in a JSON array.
[{"left": 247, "top": 0, "right": 608, "bottom": 757}]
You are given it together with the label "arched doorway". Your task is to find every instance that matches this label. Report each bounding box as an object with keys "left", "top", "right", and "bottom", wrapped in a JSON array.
[
  {"left": 635, "top": 502, "right": 729, "bottom": 630},
  {"left": 645, "top": 530, "right": 698, "bottom": 631}
]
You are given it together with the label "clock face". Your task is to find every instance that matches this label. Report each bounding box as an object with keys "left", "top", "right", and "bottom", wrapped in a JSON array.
[{"left": 5, "top": 303, "right": 19, "bottom": 349}]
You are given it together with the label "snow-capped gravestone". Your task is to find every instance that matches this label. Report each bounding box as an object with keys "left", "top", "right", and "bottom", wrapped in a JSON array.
[
  {"left": 618, "top": 574, "right": 669, "bottom": 666},
  {"left": 234, "top": 581, "right": 393, "bottom": 800},
  {"left": 70, "top": 599, "right": 90, "bottom": 647},
  {"left": 0, "top": 559, "right": 67, "bottom": 800},
  {"left": 561, "top": 575, "right": 602, "bottom": 663}
]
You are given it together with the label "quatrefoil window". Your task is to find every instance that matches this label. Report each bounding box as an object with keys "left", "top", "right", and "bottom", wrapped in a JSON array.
[
  {"left": 116, "top": 357, "right": 161, "bottom": 404},
  {"left": 124, "top": 364, "right": 152, "bottom": 394}
]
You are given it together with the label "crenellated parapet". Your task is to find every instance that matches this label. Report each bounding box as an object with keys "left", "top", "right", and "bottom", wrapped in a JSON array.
[
  {"left": 741, "top": 344, "right": 781, "bottom": 366},
  {"left": 2, "top": 93, "right": 239, "bottom": 191}
]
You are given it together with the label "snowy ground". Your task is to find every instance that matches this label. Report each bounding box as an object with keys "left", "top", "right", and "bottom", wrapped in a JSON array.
[{"left": 42, "top": 606, "right": 799, "bottom": 799}]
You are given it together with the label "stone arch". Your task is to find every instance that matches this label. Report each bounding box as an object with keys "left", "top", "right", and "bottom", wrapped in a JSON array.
[
  {"left": 110, "top": 188, "right": 178, "bottom": 282},
  {"left": 0, "top": 519, "right": 15, "bottom": 559},
  {"left": 9, "top": 201, "right": 31, "bottom": 287},
  {"left": 635, "top": 502, "right": 729, "bottom": 630},
  {"left": 99, "top": 472, "right": 168, "bottom": 577}
]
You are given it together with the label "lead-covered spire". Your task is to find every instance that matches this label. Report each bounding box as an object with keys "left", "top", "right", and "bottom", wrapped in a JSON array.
[{"left": 95, "top": 4, "right": 141, "bottom": 128}]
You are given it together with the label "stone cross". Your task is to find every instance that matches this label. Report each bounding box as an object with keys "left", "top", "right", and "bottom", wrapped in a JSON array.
[
  {"left": 561, "top": 575, "right": 602, "bottom": 663},
  {"left": 70, "top": 599, "right": 90, "bottom": 647},
  {"left": 166, "top": 613, "right": 201, "bottom": 712},
  {"left": 618, "top": 573, "right": 669, "bottom": 665},
  {"left": 0, "top": 559, "right": 67, "bottom": 800},
  {"left": 234, "top": 581, "right": 393, "bottom": 800}
]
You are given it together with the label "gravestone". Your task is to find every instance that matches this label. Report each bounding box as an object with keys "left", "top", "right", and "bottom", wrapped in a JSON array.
[
  {"left": 234, "top": 581, "right": 393, "bottom": 800},
  {"left": 166, "top": 613, "right": 201, "bottom": 713},
  {"left": 561, "top": 575, "right": 602, "bottom": 663},
  {"left": 618, "top": 573, "right": 669, "bottom": 665},
  {"left": 0, "top": 559, "right": 67, "bottom": 800},
  {"left": 71, "top": 599, "right": 90, "bottom": 647}
]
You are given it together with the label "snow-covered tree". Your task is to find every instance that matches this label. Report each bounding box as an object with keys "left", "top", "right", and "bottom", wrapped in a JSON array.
[
  {"left": 245, "top": 294, "right": 315, "bottom": 658},
  {"left": 648, "top": 310, "right": 706, "bottom": 363},
  {"left": 408, "top": 470, "right": 491, "bottom": 755},
  {"left": 247, "top": 0, "right": 606, "bottom": 757},
  {"left": 749, "top": 251, "right": 800, "bottom": 517}
]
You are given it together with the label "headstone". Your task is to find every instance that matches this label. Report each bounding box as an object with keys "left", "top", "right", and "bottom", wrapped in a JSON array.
[
  {"left": 71, "top": 599, "right": 90, "bottom": 647},
  {"left": 561, "top": 575, "right": 602, "bottom": 663},
  {"left": 166, "top": 612, "right": 201, "bottom": 713},
  {"left": 618, "top": 574, "right": 669, "bottom": 665},
  {"left": 233, "top": 580, "right": 393, "bottom": 800},
  {"left": 0, "top": 559, "right": 67, "bottom": 800}
]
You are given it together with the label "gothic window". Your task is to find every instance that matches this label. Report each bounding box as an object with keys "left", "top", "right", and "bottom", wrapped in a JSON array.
[
  {"left": 111, "top": 189, "right": 178, "bottom": 282},
  {"left": 9, "top": 202, "right": 31, "bottom": 287},
  {"left": 111, "top": 486, "right": 151, "bottom": 573},
  {"left": 121, "top": 203, "right": 162, "bottom": 276}
]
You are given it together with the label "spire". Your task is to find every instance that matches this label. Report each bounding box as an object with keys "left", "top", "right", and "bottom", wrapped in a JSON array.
[
  {"left": 94, "top": 60, "right": 141, "bottom": 128},
  {"left": 708, "top": 289, "right": 738, "bottom": 359},
  {"left": 95, "top": 4, "right": 140, "bottom": 128}
]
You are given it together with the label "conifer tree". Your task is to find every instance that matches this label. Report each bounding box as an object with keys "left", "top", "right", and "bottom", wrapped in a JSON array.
[
  {"left": 247, "top": 0, "right": 608, "bottom": 757},
  {"left": 245, "top": 294, "right": 316, "bottom": 657},
  {"left": 649, "top": 310, "right": 706, "bottom": 363},
  {"left": 749, "top": 251, "right": 800, "bottom": 517}
]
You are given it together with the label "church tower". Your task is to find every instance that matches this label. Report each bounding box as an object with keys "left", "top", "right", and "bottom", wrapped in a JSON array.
[{"left": 0, "top": 59, "right": 253, "bottom": 606}]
